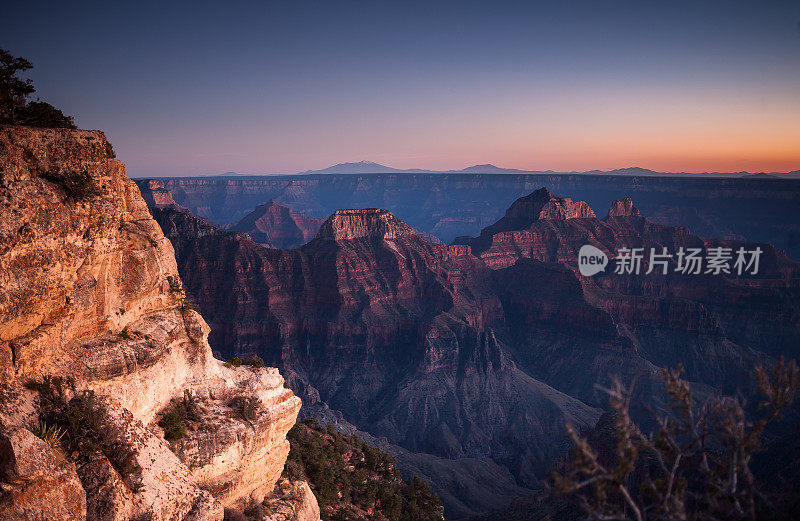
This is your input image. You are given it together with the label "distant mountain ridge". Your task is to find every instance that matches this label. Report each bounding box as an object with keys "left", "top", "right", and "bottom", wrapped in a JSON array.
[
  {"left": 135, "top": 174, "right": 800, "bottom": 259},
  {"left": 297, "top": 161, "right": 545, "bottom": 175},
  {"left": 298, "top": 161, "right": 429, "bottom": 174},
  {"left": 189, "top": 162, "right": 800, "bottom": 178}
]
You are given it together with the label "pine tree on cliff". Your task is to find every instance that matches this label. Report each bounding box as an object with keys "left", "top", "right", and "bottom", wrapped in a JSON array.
[{"left": 0, "top": 48, "right": 76, "bottom": 128}]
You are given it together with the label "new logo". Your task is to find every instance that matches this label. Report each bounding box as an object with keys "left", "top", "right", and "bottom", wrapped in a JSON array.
[{"left": 578, "top": 244, "right": 609, "bottom": 276}]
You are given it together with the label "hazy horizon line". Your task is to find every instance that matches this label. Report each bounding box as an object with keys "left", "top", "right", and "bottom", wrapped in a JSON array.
[{"left": 129, "top": 162, "right": 800, "bottom": 179}]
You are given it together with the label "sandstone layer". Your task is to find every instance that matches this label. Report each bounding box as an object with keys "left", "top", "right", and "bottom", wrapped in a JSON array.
[{"left": 0, "top": 126, "right": 317, "bottom": 521}]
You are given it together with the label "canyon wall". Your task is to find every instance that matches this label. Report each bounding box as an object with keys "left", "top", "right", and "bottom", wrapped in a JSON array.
[
  {"left": 152, "top": 187, "right": 800, "bottom": 519},
  {"left": 136, "top": 173, "right": 800, "bottom": 258},
  {"left": 0, "top": 126, "right": 317, "bottom": 521}
]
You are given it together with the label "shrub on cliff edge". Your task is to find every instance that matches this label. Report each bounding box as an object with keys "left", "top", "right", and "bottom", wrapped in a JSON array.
[
  {"left": 158, "top": 390, "right": 205, "bottom": 441},
  {"left": 230, "top": 395, "right": 261, "bottom": 422},
  {"left": 283, "top": 417, "right": 444, "bottom": 521},
  {"left": 39, "top": 170, "right": 101, "bottom": 200},
  {"left": 1, "top": 48, "right": 76, "bottom": 128}
]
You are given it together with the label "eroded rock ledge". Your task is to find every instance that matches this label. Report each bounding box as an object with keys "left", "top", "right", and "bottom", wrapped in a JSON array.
[{"left": 0, "top": 126, "right": 318, "bottom": 521}]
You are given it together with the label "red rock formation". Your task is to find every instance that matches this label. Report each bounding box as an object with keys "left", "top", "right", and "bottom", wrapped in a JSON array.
[
  {"left": 153, "top": 206, "right": 613, "bottom": 491},
  {"left": 229, "top": 200, "right": 323, "bottom": 249},
  {"left": 152, "top": 188, "right": 800, "bottom": 517},
  {"left": 461, "top": 192, "right": 800, "bottom": 393},
  {"left": 138, "top": 178, "right": 185, "bottom": 209},
  {"left": 315, "top": 208, "right": 415, "bottom": 241},
  {"left": 606, "top": 197, "right": 640, "bottom": 217}
]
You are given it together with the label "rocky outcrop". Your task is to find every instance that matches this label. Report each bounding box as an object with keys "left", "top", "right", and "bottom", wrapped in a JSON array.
[
  {"left": 606, "top": 197, "right": 640, "bottom": 217},
  {"left": 314, "top": 208, "right": 416, "bottom": 241},
  {"left": 0, "top": 126, "right": 316, "bottom": 521},
  {"left": 463, "top": 187, "right": 596, "bottom": 257},
  {"left": 265, "top": 480, "right": 321, "bottom": 521},
  {"left": 0, "top": 427, "right": 87, "bottom": 521},
  {"left": 489, "top": 187, "right": 595, "bottom": 227},
  {"left": 169, "top": 367, "right": 301, "bottom": 507},
  {"left": 229, "top": 200, "right": 323, "bottom": 249},
  {"left": 137, "top": 178, "right": 184, "bottom": 209}
]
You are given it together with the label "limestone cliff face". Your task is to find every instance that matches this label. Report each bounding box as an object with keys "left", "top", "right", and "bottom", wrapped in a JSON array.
[{"left": 0, "top": 126, "right": 316, "bottom": 521}]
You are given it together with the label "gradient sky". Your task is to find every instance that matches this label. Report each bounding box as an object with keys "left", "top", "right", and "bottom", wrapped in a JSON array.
[{"left": 3, "top": 0, "right": 799, "bottom": 176}]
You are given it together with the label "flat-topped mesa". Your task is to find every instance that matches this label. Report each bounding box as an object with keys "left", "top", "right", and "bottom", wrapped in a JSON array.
[
  {"left": 606, "top": 197, "right": 640, "bottom": 218},
  {"left": 314, "top": 208, "right": 416, "bottom": 241}
]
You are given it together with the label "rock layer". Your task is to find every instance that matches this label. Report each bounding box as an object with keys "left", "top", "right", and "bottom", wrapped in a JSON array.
[
  {"left": 315, "top": 208, "right": 416, "bottom": 241},
  {"left": 153, "top": 188, "right": 800, "bottom": 518},
  {"left": 152, "top": 205, "right": 606, "bottom": 490},
  {"left": 136, "top": 174, "right": 800, "bottom": 261},
  {"left": 0, "top": 126, "right": 316, "bottom": 521}
]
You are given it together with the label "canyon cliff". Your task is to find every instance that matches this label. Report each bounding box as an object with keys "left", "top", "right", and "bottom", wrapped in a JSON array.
[
  {"left": 136, "top": 173, "right": 800, "bottom": 259},
  {"left": 0, "top": 126, "right": 319, "bottom": 521},
  {"left": 151, "top": 186, "right": 800, "bottom": 519},
  {"left": 152, "top": 204, "right": 604, "bottom": 516}
]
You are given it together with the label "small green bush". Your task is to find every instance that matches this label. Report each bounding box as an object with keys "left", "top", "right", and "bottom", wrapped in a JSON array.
[
  {"left": 230, "top": 395, "right": 261, "bottom": 422},
  {"left": 243, "top": 355, "right": 264, "bottom": 369},
  {"left": 225, "top": 356, "right": 242, "bottom": 368},
  {"left": 158, "top": 411, "right": 186, "bottom": 441},
  {"left": 224, "top": 355, "right": 264, "bottom": 369},
  {"left": 39, "top": 170, "right": 101, "bottom": 201},
  {"left": 222, "top": 508, "right": 247, "bottom": 521},
  {"left": 167, "top": 276, "right": 183, "bottom": 293},
  {"left": 65, "top": 390, "right": 112, "bottom": 454},
  {"left": 25, "top": 375, "right": 68, "bottom": 408},
  {"left": 29, "top": 419, "right": 66, "bottom": 454},
  {"left": 242, "top": 498, "right": 265, "bottom": 520},
  {"left": 158, "top": 390, "right": 204, "bottom": 441}
]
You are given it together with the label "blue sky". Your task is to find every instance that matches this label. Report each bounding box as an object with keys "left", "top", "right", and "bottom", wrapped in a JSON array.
[{"left": 3, "top": 0, "right": 799, "bottom": 176}]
